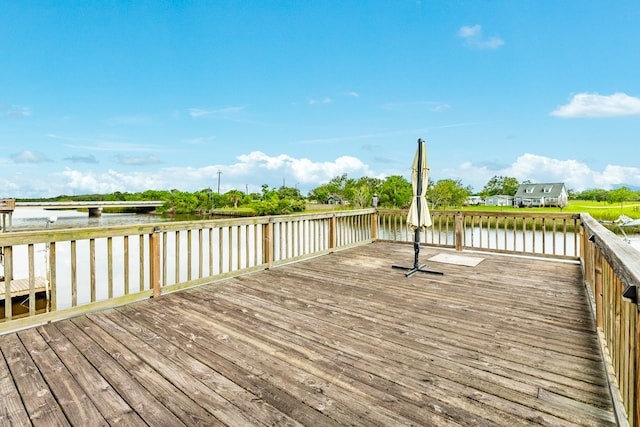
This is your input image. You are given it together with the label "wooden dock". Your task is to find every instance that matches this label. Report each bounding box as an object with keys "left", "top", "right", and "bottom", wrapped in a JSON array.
[
  {"left": 0, "top": 277, "right": 47, "bottom": 301},
  {"left": 0, "top": 242, "right": 616, "bottom": 426}
]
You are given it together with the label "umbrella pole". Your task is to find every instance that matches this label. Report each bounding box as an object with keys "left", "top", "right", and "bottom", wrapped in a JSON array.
[{"left": 392, "top": 227, "right": 443, "bottom": 277}]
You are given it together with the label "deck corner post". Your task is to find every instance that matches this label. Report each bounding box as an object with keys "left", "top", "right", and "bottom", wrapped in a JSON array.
[
  {"left": 263, "top": 219, "right": 274, "bottom": 269},
  {"left": 635, "top": 309, "right": 640, "bottom": 427},
  {"left": 454, "top": 211, "right": 463, "bottom": 252},
  {"left": 371, "top": 211, "right": 378, "bottom": 241},
  {"left": 150, "top": 227, "right": 161, "bottom": 298},
  {"left": 329, "top": 214, "right": 337, "bottom": 253},
  {"left": 3, "top": 246, "right": 12, "bottom": 319}
]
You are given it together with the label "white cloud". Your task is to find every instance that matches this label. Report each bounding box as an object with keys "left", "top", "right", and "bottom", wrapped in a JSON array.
[
  {"left": 550, "top": 92, "right": 640, "bottom": 118},
  {"left": 0, "top": 103, "right": 31, "bottom": 119},
  {"left": 458, "top": 25, "right": 504, "bottom": 49},
  {"left": 446, "top": 153, "right": 640, "bottom": 192},
  {"left": 64, "top": 154, "right": 99, "bottom": 164},
  {"left": 106, "top": 115, "right": 156, "bottom": 126},
  {"left": 6, "top": 150, "right": 640, "bottom": 198},
  {"left": 11, "top": 150, "right": 52, "bottom": 163},
  {"left": 309, "top": 97, "right": 332, "bottom": 105},
  {"left": 50, "top": 134, "right": 162, "bottom": 152},
  {"left": 458, "top": 25, "right": 481, "bottom": 38},
  {"left": 116, "top": 154, "right": 162, "bottom": 165},
  {"left": 234, "top": 151, "right": 375, "bottom": 184},
  {"left": 430, "top": 103, "right": 451, "bottom": 112},
  {"left": 188, "top": 106, "right": 246, "bottom": 120},
  {"left": 183, "top": 136, "right": 216, "bottom": 145},
  {"left": 21, "top": 151, "right": 377, "bottom": 197},
  {"left": 57, "top": 169, "right": 166, "bottom": 194}
]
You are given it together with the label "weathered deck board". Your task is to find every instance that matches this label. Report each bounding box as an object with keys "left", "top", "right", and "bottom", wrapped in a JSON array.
[{"left": 0, "top": 242, "right": 617, "bottom": 426}]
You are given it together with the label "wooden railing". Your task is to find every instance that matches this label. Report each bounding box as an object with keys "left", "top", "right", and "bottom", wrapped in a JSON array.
[
  {"left": 581, "top": 213, "right": 639, "bottom": 426},
  {"left": 1, "top": 207, "right": 637, "bottom": 425},
  {"left": 0, "top": 209, "right": 374, "bottom": 333},
  {"left": 378, "top": 209, "right": 581, "bottom": 259}
]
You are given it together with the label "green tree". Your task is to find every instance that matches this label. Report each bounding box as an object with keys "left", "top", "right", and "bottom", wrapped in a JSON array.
[
  {"left": 277, "top": 185, "right": 304, "bottom": 200},
  {"left": 379, "top": 175, "right": 412, "bottom": 208},
  {"left": 427, "top": 179, "right": 471, "bottom": 208},
  {"left": 307, "top": 174, "right": 352, "bottom": 205},
  {"left": 607, "top": 187, "right": 634, "bottom": 208},
  {"left": 350, "top": 177, "right": 384, "bottom": 208},
  {"left": 480, "top": 176, "right": 519, "bottom": 198},
  {"left": 578, "top": 188, "right": 609, "bottom": 202}
]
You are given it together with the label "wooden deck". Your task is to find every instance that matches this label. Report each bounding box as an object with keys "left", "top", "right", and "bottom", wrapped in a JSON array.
[
  {"left": 0, "top": 277, "right": 47, "bottom": 301},
  {"left": 0, "top": 242, "right": 616, "bottom": 426}
]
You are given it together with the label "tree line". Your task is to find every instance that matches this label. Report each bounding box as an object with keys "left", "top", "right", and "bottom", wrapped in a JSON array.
[{"left": 17, "top": 175, "right": 639, "bottom": 216}]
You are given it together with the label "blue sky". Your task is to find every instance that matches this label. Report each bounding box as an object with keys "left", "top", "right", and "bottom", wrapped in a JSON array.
[{"left": 2, "top": 0, "right": 639, "bottom": 198}]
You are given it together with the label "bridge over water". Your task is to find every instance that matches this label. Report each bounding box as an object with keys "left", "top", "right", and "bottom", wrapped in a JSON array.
[
  {"left": 1, "top": 200, "right": 163, "bottom": 231},
  {"left": 15, "top": 201, "right": 163, "bottom": 216}
]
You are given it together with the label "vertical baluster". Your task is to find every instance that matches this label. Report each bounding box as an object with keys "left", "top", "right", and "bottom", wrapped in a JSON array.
[
  {"left": 541, "top": 217, "right": 547, "bottom": 255},
  {"left": 107, "top": 237, "right": 113, "bottom": 299},
  {"left": 253, "top": 224, "right": 259, "bottom": 268},
  {"left": 90, "top": 239, "right": 96, "bottom": 302},
  {"left": 48, "top": 242, "right": 56, "bottom": 313},
  {"left": 139, "top": 235, "right": 145, "bottom": 291},
  {"left": 71, "top": 241, "right": 77, "bottom": 306},
  {"left": 228, "top": 226, "right": 233, "bottom": 272},
  {"left": 208, "top": 227, "right": 214, "bottom": 276},
  {"left": 28, "top": 244, "right": 35, "bottom": 316},
  {"left": 218, "top": 228, "right": 224, "bottom": 273},
  {"left": 161, "top": 232, "right": 167, "bottom": 287},
  {"left": 198, "top": 228, "right": 203, "bottom": 279},
  {"left": 187, "top": 230, "right": 192, "bottom": 281},
  {"left": 175, "top": 231, "right": 181, "bottom": 283}
]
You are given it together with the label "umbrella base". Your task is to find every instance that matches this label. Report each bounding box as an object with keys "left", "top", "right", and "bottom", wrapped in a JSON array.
[{"left": 392, "top": 263, "right": 444, "bottom": 278}]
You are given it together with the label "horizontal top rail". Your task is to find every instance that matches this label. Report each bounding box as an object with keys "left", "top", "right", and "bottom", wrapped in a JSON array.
[{"left": 582, "top": 214, "right": 640, "bottom": 307}]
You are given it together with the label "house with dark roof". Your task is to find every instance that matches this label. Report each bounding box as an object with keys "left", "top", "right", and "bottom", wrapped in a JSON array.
[{"left": 514, "top": 183, "right": 568, "bottom": 208}]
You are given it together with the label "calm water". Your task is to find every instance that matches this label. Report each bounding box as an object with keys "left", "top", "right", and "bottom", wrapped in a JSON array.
[{"left": 6, "top": 207, "right": 190, "bottom": 230}]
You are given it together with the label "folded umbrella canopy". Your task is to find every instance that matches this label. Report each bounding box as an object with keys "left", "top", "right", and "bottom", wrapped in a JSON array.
[
  {"left": 392, "top": 138, "right": 443, "bottom": 277},
  {"left": 407, "top": 138, "right": 432, "bottom": 230}
]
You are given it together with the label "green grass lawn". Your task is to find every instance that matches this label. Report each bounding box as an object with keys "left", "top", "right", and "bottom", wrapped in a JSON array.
[{"left": 462, "top": 200, "right": 639, "bottom": 221}]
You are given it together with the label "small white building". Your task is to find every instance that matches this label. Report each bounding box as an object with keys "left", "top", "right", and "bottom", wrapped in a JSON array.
[
  {"left": 484, "top": 195, "right": 514, "bottom": 207},
  {"left": 465, "top": 196, "right": 484, "bottom": 206}
]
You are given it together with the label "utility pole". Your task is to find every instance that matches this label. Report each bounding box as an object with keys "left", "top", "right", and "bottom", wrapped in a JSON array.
[{"left": 217, "top": 170, "right": 222, "bottom": 194}]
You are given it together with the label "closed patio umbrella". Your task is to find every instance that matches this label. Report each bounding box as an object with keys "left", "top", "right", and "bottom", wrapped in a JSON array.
[{"left": 392, "top": 138, "right": 443, "bottom": 277}]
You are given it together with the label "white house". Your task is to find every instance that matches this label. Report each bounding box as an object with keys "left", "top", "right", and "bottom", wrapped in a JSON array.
[{"left": 514, "top": 183, "right": 568, "bottom": 208}]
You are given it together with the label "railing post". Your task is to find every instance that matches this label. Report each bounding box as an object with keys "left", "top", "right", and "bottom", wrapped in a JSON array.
[
  {"left": 48, "top": 242, "right": 56, "bottom": 313},
  {"left": 263, "top": 219, "right": 274, "bottom": 269},
  {"left": 150, "top": 227, "right": 161, "bottom": 298},
  {"left": 371, "top": 211, "right": 378, "bottom": 241},
  {"left": 635, "top": 311, "right": 640, "bottom": 427},
  {"left": 594, "top": 248, "right": 604, "bottom": 330},
  {"left": 454, "top": 211, "right": 463, "bottom": 252},
  {"left": 329, "top": 215, "right": 337, "bottom": 252},
  {"left": 3, "top": 246, "right": 12, "bottom": 319}
]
